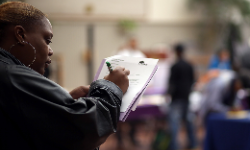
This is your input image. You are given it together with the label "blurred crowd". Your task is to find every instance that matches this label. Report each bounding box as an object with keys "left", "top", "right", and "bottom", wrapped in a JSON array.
[{"left": 100, "top": 37, "right": 250, "bottom": 150}]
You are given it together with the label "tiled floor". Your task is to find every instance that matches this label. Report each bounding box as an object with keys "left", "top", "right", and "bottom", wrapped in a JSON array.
[{"left": 100, "top": 118, "right": 205, "bottom": 150}]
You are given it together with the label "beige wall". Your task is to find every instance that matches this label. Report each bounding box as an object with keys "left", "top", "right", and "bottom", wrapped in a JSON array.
[
  {"left": 49, "top": 21, "right": 200, "bottom": 90},
  {"left": 24, "top": 0, "right": 202, "bottom": 89},
  {"left": 148, "top": 0, "right": 201, "bottom": 23},
  {"left": 94, "top": 22, "right": 200, "bottom": 73},
  {"left": 50, "top": 22, "right": 88, "bottom": 90},
  {"left": 26, "top": 0, "right": 146, "bottom": 18},
  {"left": 26, "top": 0, "right": 201, "bottom": 23}
]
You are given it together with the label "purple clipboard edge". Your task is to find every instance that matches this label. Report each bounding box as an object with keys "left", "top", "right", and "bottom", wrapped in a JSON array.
[
  {"left": 93, "top": 59, "right": 106, "bottom": 81},
  {"left": 121, "top": 89, "right": 145, "bottom": 121},
  {"left": 119, "top": 65, "right": 159, "bottom": 122}
]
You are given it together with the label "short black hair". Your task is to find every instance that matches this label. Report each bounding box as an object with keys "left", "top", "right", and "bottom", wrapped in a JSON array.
[
  {"left": 174, "top": 43, "right": 185, "bottom": 53},
  {"left": 216, "top": 47, "right": 228, "bottom": 55}
]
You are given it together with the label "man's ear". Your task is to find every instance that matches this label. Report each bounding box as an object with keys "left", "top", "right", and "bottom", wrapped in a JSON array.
[{"left": 14, "top": 25, "right": 26, "bottom": 45}]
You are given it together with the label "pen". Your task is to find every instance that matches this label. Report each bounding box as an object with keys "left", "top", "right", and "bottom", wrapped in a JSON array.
[{"left": 106, "top": 61, "right": 113, "bottom": 73}]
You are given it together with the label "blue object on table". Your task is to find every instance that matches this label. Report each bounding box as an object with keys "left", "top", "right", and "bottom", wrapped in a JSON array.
[{"left": 204, "top": 112, "right": 250, "bottom": 150}]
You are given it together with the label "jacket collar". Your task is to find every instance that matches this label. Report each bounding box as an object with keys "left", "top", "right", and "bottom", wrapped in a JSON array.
[{"left": 0, "top": 47, "right": 24, "bottom": 66}]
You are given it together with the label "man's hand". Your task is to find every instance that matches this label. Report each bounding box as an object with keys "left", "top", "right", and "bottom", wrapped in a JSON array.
[
  {"left": 104, "top": 66, "right": 130, "bottom": 94},
  {"left": 70, "top": 85, "right": 90, "bottom": 99}
]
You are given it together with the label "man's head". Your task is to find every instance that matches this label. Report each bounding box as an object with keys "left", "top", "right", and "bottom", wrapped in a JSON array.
[
  {"left": 174, "top": 43, "right": 185, "bottom": 58},
  {"left": 217, "top": 48, "right": 229, "bottom": 62},
  {"left": 127, "top": 38, "right": 138, "bottom": 50}
]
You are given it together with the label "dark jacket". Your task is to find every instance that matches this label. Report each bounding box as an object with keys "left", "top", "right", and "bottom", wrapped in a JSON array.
[
  {"left": 167, "top": 58, "right": 194, "bottom": 101},
  {"left": 0, "top": 48, "right": 123, "bottom": 150}
]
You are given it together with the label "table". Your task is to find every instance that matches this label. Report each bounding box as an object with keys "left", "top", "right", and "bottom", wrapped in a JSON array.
[
  {"left": 126, "top": 105, "right": 166, "bottom": 121},
  {"left": 204, "top": 112, "right": 250, "bottom": 150}
]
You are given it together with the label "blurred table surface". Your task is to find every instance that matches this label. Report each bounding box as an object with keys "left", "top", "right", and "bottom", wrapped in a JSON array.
[
  {"left": 126, "top": 93, "right": 168, "bottom": 121},
  {"left": 204, "top": 112, "right": 250, "bottom": 150},
  {"left": 126, "top": 104, "right": 166, "bottom": 121}
]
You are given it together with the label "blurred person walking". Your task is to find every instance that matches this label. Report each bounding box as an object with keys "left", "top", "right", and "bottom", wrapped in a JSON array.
[{"left": 166, "top": 44, "right": 197, "bottom": 150}]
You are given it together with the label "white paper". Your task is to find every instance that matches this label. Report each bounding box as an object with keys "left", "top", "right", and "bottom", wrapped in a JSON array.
[
  {"left": 131, "top": 67, "right": 159, "bottom": 111},
  {"left": 96, "top": 55, "right": 159, "bottom": 112},
  {"left": 131, "top": 88, "right": 146, "bottom": 111}
]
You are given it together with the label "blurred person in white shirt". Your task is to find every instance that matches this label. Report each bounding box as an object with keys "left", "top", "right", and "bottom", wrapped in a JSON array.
[{"left": 117, "top": 37, "right": 146, "bottom": 58}]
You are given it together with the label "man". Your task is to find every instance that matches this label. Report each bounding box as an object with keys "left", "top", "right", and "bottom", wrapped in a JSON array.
[
  {"left": 199, "top": 69, "right": 235, "bottom": 123},
  {"left": 167, "top": 44, "right": 197, "bottom": 150},
  {"left": 117, "top": 37, "right": 146, "bottom": 58}
]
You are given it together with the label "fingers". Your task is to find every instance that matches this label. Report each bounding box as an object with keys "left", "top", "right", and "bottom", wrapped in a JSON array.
[
  {"left": 115, "top": 66, "right": 125, "bottom": 71},
  {"left": 70, "top": 85, "right": 90, "bottom": 99},
  {"left": 81, "top": 85, "right": 90, "bottom": 91},
  {"left": 114, "top": 66, "right": 129, "bottom": 75},
  {"left": 124, "top": 69, "right": 130, "bottom": 75},
  {"left": 104, "top": 66, "right": 130, "bottom": 94}
]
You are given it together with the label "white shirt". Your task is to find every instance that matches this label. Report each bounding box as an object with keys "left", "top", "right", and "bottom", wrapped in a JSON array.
[{"left": 116, "top": 48, "right": 146, "bottom": 58}]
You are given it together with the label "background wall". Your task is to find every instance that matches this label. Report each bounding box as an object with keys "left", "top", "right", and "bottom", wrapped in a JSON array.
[
  {"left": 25, "top": 0, "right": 204, "bottom": 90},
  {"left": 49, "top": 22, "right": 88, "bottom": 89},
  {"left": 26, "top": 0, "right": 201, "bottom": 23},
  {"left": 49, "top": 20, "right": 201, "bottom": 90}
]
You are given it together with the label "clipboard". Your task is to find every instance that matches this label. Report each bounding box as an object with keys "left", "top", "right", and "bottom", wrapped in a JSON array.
[{"left": 94, "top": 55, "right": 159, "bottom": 121}]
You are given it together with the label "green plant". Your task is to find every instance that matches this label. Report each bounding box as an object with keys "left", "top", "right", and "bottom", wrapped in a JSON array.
[
  {"left": 0, "top": 0, "right": 25, "bottom": 4},
  {"left": 0, "top": 0, "right": 6, "bottom": 4},
  {"left": 118, "top": 19, "right": 137, "bottom": 35}
]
